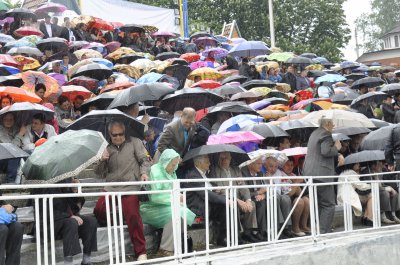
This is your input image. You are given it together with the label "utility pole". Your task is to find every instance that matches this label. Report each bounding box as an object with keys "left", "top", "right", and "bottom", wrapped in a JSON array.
[{"left": 268, "top": 0, "right": 276, "bottom": 47}]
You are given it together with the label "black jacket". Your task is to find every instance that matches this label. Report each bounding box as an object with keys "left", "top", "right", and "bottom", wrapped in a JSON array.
[
  {"left": 381, "top": 102, "right": 396, "bottom": 123},
  {"left": 282, "top": 72, "right": 297, "bottom": 92},
  {"left": 385, "top": 124, "right": 400, "bottom": 165},
  {"left": 39, "top": 23, "right": 58, "bottom": 39}
]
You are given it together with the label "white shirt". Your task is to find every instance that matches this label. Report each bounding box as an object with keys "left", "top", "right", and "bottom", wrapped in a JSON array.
[
  {"left": 45, "top": 23, "right": 52, "bottom": 38},
  {"left": 196, "top": 167, "right": 212, "bottom": 188}
]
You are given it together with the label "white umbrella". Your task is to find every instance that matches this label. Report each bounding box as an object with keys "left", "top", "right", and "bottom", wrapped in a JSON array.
[{"left": 302, "top": 109, "right": 375, "bottom": 128}]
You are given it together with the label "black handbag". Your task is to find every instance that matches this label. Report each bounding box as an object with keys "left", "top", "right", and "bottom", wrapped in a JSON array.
[{"left": 138, "top": 185, "right": 150, "bottom": 202}]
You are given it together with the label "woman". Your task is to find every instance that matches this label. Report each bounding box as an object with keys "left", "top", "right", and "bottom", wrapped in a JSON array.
[
  {"left": 0, "top": 95, "right": 12, "bottom": 109},
  {"left": 34, "top": 83, "right": 46, "bottom": 102},
  {"left": 140, "top": 149, "right": 195, "bottom": 256},
  {"left": 267, "top": 68, "right": 282, "bottom": 83},
  {"left": 55, "top": 95, "right": 76, "bottom": 132}
]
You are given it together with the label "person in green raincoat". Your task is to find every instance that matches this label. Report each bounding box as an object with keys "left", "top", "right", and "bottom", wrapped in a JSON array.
[{"left": 140, "top": 149, "right": 195, "bottom": 256}]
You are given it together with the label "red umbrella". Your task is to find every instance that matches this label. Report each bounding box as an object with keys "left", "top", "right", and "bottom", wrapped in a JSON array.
[
  {"left": 0, "top": 86, "right": 41, "bottom": 103},
  {"left": 14, "top": 26, "right": 44, "bottom": 37},
  {"left": 180, "top": 53, "right": 200, "bottom": 63},
  {"left": 100, "top": 81, "right": 135, "bottom": 94},
  {"left": 151, "top": 31, "right": 176, "bottom": 38},
  {"left": 61, "top": 85, "right": 93, "bottom": 101},
  {"left": 89, "top": 18, "right": 114, "bottom": 32},
  {"left": 191, "top": 80, "right": 221, "bottom": 89},
  {"left": 195, "top": 108, "right": 208, "bottom": 122},
  {"left": 0, "top": 55, "right": 20, "bottom": 68},
  {"left": 66, "top": 76, "right": 98, "bottom": 92},
  {"left": 110, "top": 22, "right": 124, "bottom": 29}
]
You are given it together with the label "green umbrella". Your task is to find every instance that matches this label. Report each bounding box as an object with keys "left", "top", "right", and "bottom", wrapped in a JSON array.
[
  {"left": 22, "top": 129, "right": 108, "bottom": 184},
  {"left": 267, "top": 52, "right": 295, "bottom": 62},
  {"left": 0, "top": 2, "right": 10, "bottom": 11}
]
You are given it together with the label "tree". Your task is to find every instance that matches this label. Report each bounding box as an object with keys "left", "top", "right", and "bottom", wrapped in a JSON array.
[
  {"left": 3, "top": 0, "right": 22, "bottom": 9},
  {"left": 355, "top": 0, "right": 400, "bottom": 52},
  {"left": 131, "top": 0, "right": 350, "bottom": 62}
]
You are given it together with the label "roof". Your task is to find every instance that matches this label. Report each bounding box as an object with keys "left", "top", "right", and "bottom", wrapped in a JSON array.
[
  {"left": 381, "top": 23, "right": 400, "bottom": 39},
  {"left": 356, "top": 47, "right": 400, "bottom": 63}
]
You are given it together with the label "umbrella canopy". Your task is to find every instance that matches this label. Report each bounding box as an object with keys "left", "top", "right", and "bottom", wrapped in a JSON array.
[
  {"left": 300, "top": 53, "right": 318, "bottom": 59},
  {"left": 0, "top": 75, "right": 23, "bottom": 87},
  {"left": 231, "top": 90, "right": 262, "bottom": 101},
  {"left": 331, "top": 93, "right": 358, "bottom": 105},
  {"left": 202, "top": 48, "right": 229, "bottom": 59},
  {"left": 282, "top": 147, "right": 307, "bottom": 157},
  {"left": 34, "top": 3, "right": 67, "bottom": 13},
  {"left": 239, "top": 149, "right": 287, "bottom": 168},
  {"left": 160, "top": 87, "right": 223, "bottom": 113},
  {"left": 7, "top": 46, "right": 43, "bottom": 57},
  {"left": 14, "top": 26, "right": 44, "bottom": 37},
  {"left": 21, "top": 71, "right": 60, "bottom": 99},
  {"left": 302, "top": 109, "right": 376, "bottom": 128},
  {"left": 182, "top": 144, "right": 249, "bottom": 164},
  {"left": 13, "top": 55, "right": 40, "bottom": 71},
  {"left": 308, "top": 70, "right": 327, "bottom": 78},
  {"left": 130, "top": 58, "right": 156, "bottom": 73},
  {"left": 1, "top": 8, "right": 37, "bottom": 20},
  {"left": 5, "top": 39, "right": 36, "bottom": 48},
  {"left": 351, "top": 77, "right": 385, "bottom": 90},
  {"left": 89, "top": 18, "right": 114, "bottom": 31},
  {"left": 0, "top": 143, "right": 29, "bottom": 161},
  {"left": 188, "top": 67, "right": 222, "bottom": 81},
  {"left": 241, "top": 123, "right": 289, "bottom": 140},
  {"left": 361, "top": 125, "right": 396, "bottom": 151},
  {"left": 190, "top": 31, "right": 212, "bottom": 39},
  {"left": 333, "top": 127, "right": 371, "bottom": 136},
  {"left": 162, "top": 64, "right": 191, "bottom": 89},
  {"left": 80, "top": 93, "right": 116, "bottom": 114},
  {"left": 332, "top": 133, "right": 351, "bottom": 142},
  {"left": 0, "top": 64, "right": 20, "bottom": 76},
  {"left": 0, "top": 86, "right": 41, "bottom": 103},
  {"left": 213, "top": 84, "right": 246, "bottom": 96},
  {"left": 180, "top": 53, "right": 200, "bottom": 63},
  {"left": 207, "top": 131, "right": 265, "bottom": 145},
  {"left": 107, "top": 83, "right": 174, "bottom": 109},
  {"left": 72, "top": 63, "right": 113, "bottom": 81},
  {"left": 116, "top": 54, "right": 144, "bottom": 64},
  {"left": 314, "top": 74, "right": 346, "bottom": 84},
  {"left": 67, "top": 109, "right": 145, "bottom": 139},
  {"left": 267, "top": 52, "right": 295, "bottom": 62},
  {"left": 151, "top": 31, "right": 176, "bottom": 38},
  {"left": 155, "top": 52, "right": 180, "bottom": 61},
  {"left": 286, "top": 56, "right": 314, "bottom": 66},
  {"left": 344, "top": 150, "right": 385, "bottom": 165},
  {"left": 194, "top": 37, "right": 218, "bottom": 47},
  {"left": 23, "top": 130, "right": 107, "bottom": 184},
  {"left": 228, "top": 41, "right": 271, "bottom": 57},
  {"left": 100, "top": 81, "right": 135, "bottom": 94},
  {"left": 344, "top": 73, "right": 366, "bottom": 81},
  {"left": 278, "top": 120, "right": 318, "bottom": 142},
  {"left": 119, "top": 23, "right": 145, "bottom": 33},
  {"left": 36, "top": 37, "right": 68, "bottom": 53},
  {"left": 191, "top": 80, "right": 221, "bottom": 89},
  {"left": 206, "top": 102, "right": 257, "bottom": 119},
  {"left": 0, "top": 102, "right": 54, "bottom": 125},
  {"left": 241, "top": 79, "right": 276, "bottom": 90},
  {"left": 73, "top": 49, "right": 103, "bottom": 60},
  {"left": 66, "top": 76, "right": 98, "bottom": 92},
  {"left": 340, "top": 61, "right": 360, "bottom": 70},
  {"left": 218, "top": 114, "right": 264, "bottom": 133},
  {"left": 369, "top": 118, "right": 391, "bottom": 129},
  {"left": 221, "top": 75, "right": 248, "bottom": 85},
  {"left": 136, "top": 72, "right": 164, "bottom": 84},
  {"left": 0, "top": 33, "right": 15, "bottom": 43},
  {"left": 380, "top": 83, "right": 400, "bottom": 96},
  {"left": 61, "top": 85, "right": 93, "bottom": 102},
  {"left": 350, "top": 91, "right": 387, "bottom": 108}
]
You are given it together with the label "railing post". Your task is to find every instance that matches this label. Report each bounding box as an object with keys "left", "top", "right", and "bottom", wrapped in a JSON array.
[
  {"left": 49, "top": 197, "right": 56, "bottom": 265},
  {"left": 172, "top": 180, "right": 182, "bottom": 259},
  {"left": 308, "top": 177, "right": 318, "bottom": 241},
  {"left": 34, "top": 198, "right": 42, "bottom": 265},
  {"left": 105, "top": 194, "right": 114, "bottom": 264},
  {"left": 371, "top": 181, "right": 381, "bottom": 228}
]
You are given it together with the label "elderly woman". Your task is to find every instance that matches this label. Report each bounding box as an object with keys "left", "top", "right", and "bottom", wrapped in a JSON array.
[{"left": 140, "top": 149, "right": 195, "bottom": 256}]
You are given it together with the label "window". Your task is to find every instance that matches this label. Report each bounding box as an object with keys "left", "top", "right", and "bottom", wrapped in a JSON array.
[{"left": 395, "top": 36, "right": 399, "bottom": 47}]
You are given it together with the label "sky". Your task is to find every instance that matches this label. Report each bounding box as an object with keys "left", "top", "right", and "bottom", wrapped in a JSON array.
[{"left": 342, "top": 0, "right": 372, "bottom": 60}]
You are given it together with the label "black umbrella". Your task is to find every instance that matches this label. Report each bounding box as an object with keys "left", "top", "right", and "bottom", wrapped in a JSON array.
[
  {"left": 36, "top": 37, "right": 68, "bottom": 53},
  {"left": 333, "top": 127, "right": 371, "bottom": 136},
  {"left": 350, "top": 91, "right": 388, "bottom": 108},
  {"left": 169, "top": 58, "right": 189, "bottom": 66},
  {"left": 160, "top": 87, "right": 224, "bottom": 113},
  {"left": 285, "top": 56, "right": 314, "bottom": 66},
  {"left": 155, "top": 52, "right": 180, "bottom": 61},
  {"left": 138, "top": 106, "right": 159, "bottom": 116},
  {"left": 190, "top": 31, "right": 212, "bottom": 40},
  {"left": 380, "top": 83, "right": 400, "bottom": 96},
  {"left": 67, "top": 109, "right": 145, "bottom": 139},
  {"left": 108, "top": 83, "right": 175, "bottom": 110},
  {"left": 116, "top": 54, "right": 144, "bottom": 64},
  {"left": 241, "top": 123, "right": 289, "bottom": 140},
  {"left": 279, "top": 120, "right": 318, "bottom": 143},
  {"left": 330, "top": 93, "right": 358, "bottom": 105},
  {"left": 213, "top": 85, "right": 246, "bottom": 96},
  {"left": 72, "top": 63, "right": 113, "bottom": 81},
  {"left": 221, "top": 75, "right": 248, "bottom": 85},
  {"left": 332, "top": 133, "right": 351, "bottom": 142},
  {"left": 182, "top": 144, "right": 249, "bottom": 165},
  {"left": 139, "top": 116, "right": 167, "bottom": 135},
  {"left": 264, "top": 97, "right": 289, "bottom": 105},
  {"left": 162, "top": 64, "right": 191, "bottom": 90},
  {"left": 344, "top": 150, "right": 385, "bottom": 165},
  {"left": 0, "top": 143, "right": 29, "bottom": 161},
  {"left": 369, "top": 118, "right": 391, "bottom": 129},
  {"left": 0, "top": 75, "right": 23, "bottom": 87},
  {"left": 241, "top": 79, "right": 276, "bottom": 90},
  {"left": 80, "top": 93, "right": 116, "bottom": 114},
  {"left": 351, "top": 77, "right": 385, "bottom": 90},
  {"left": 119, "top": 24, "right": 145, "bottom": 33},
  {"left": 0, "top": 8, "right": 37, "bottom": 20},
  {"left": 206, "top": 102, "right": 257, "bottom": 120},
  {"left": 308, "top": 70, "right": 327, "bottom": 78},
  {"left": 300, "top": 53, "right": 318, "bottom": 59},
  {"left": 345, "top": 73, "right": 366, "bottom": 81},
  {"left": 361, "top": 125, "right": 396, "bottom": 151},
  {"left": 0, "top": 102, "right": 54, "bottom": 126}
]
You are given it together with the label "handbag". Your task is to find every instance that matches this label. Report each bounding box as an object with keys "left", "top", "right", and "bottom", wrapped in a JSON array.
[{"left": 138, "top": 185, "right": 150, "bottom": 202}]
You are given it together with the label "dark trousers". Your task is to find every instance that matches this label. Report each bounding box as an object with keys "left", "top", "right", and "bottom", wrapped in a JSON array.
[
  {"left": 0, "top": 222, "right": 24, "bottom": 265},
  {"left": 94, "top": 195, "right": 146, "bottom": 256},
  {"left": 0, "top": 159, "right": 20, "bottom": 183},
  {"left": 54, "top": 215, "right": 98, "bottom": 257},
  {"left": 209, "top": 203, "right": 227, "bottom": 241},
  {"left": 316, "top": 185, "right": 336, "bottom": 234}
]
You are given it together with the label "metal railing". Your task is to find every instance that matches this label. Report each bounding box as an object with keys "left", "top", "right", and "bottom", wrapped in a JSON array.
[{"left": 1, "top": 171, "right": 399, "bottom": 264}]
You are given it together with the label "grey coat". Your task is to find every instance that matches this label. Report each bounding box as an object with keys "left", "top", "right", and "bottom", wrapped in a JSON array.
[{"left": 303, "top": 127, "right": 338, "bottom": 182}]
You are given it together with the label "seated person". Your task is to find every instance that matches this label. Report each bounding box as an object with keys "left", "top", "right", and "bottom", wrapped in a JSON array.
[
  {"left": 0, "top": 203, "right": 23, "bottom": 265},
  {"left": 22, "top": 113, "right": 57, "bottom": 152},
  {"left": 55, "top": 95, "right": 76, "bottom": 131}
]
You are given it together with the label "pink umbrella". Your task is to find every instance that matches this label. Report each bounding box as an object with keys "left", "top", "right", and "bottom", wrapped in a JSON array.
[
  {"left": 35, "top": 3, "right": 67, "bottom": 13},
  {"left": 189, "top": 61, "right": 214, "bottom": 70},
  {"left": 48, "top": 73, "right": 66, "bottom": 86},
  {"left": 207, "top": 131, "right": 264, "bottom": 145},
  {"left": 282, "top": 147, "right": 307, "bottom": 157},
  {"left": 104, "top": 41, "right": 121, "bottom": 53},
  {"left": 151, "top": 31, "right": 176, "bottom": 38},
  {"left": 84, "top": 42, "right": 105, "bottom": 49}
]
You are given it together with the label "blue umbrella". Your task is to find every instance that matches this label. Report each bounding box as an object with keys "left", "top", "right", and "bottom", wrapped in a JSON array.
[
  {"left": 202, "top": 47, "right": 229, "bottom": 59},
  {"left": 88, "top": 58, "right": 114, "bottom": 69},
  {"left": 0, "top": 64, "right": 21, "bottom": 76},
  {"left": 137, "top": 116, "right": 167, "bottom": 135},
  {"left": 340, "top": 61, "right": 359, "bottom": 70},
  {"left": 4, "top": 40, "right": 35, "bottom": 48},
  {"left": 314, "top": 74, "right": 346, "bottom": 84},
  {"left": 0, "top": 33, "right": 15, "bottom": 43},
  {"left": 137, "top": 72, "right": 164, "bottom": 84},
  {"left": 228, "top": 41, "right": 271, "bottom": 58},
  {"left": 217, "top": 114, "right": 264, "bottom": 134}
]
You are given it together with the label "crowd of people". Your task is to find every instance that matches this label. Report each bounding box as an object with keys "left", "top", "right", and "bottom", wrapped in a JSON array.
[{"left": 1, "top": 4, "right": 400, "bottom": 265}]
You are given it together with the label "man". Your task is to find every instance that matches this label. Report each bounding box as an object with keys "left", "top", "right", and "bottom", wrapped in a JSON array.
[
  {"left": 156, "top": 107, "right": 197, "bottom": 159},
  {"left": 59, "top": 17, "right": 75, "bottom": 41},
  {"left": 94, "top": 121, "right": 150, "bottom": 261},
  {"left": 185, "top": 155, "right": 229, "bottom": 246},
  {"left": 143, "top": 128, "right": 156, "bottom": 158},
  {"left": 22, "top": 113, "right": 57, "bottom": 151},
  {"left": 282, "top": 65, "right": 297, "bottom": 92},
  {"left": 303, "top": 118, "right": 341, "bottom": 234},
  {"left": 385, "top": 124, "right": 400, "bottom": 173},
  {"left": 60, "top": 54, "right": 72, "bottom": 75},
  {"left": 73, "top": 95, "right": 85, "bottom": 118},
  {"left": 381, "top": 95, "right": 396, "bottom": 123},
  {"left": 39, "top": 14, "right": 57, "bottom": 39},
  {"left": 296, "top": 69, "right": 310, "bottom": 90},
  {"left": 209, "top": 152, "right": 261, "bottom": 242},
  {"left": 51, "top": 17, "right": 62, "bottom": 37},
  {"left": 239, "top": 58, "right": 252, "bottom": 80}
]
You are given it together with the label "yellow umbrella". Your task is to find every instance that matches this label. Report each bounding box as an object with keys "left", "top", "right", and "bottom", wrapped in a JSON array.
[
  {"left": 188, "top": 67, "right": 223, "bottom": 81},
  {"left": 130, "top": 58, "right": 156, "bottom": 74},
  {"left": 330, "top": 103, "right": 349, "bottom": 110},
  {"left": 13, "top": 55, "right": 41, "bottom": 71},
  {"left": 73, "top": 49, "right": 102, "bottom": 60},
  {"left": 21, "top": 71, "right": 60, "bottom": 99},
  {"left": 71, "top": 15, "right": 95, "bottom": 27},
  {"left": 106, "top": 47, "right": 136, "bottom": 61},
  {"left": 113, "top": 64, "right": 141, "bottom": 79},
  {"left": 250, "top": 87, "right": 272, "bottom": 96},
  {"left": 275, "top": 83, "right": 291, "bottom": 93},
  {"left": 151, "top": 60, "right": 172, "bottom": 73},
  {"left": 68, "top": 59, "right": 92, "bottom": 78},
  {"left": 257, "top": 109, "right": 285, "bottom": 120}
]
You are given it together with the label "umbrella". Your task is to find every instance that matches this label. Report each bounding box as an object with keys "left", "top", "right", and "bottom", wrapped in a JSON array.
[
  {"left": 380, "top": 84, "right": 400, "bottom": 96},
  {"left": 0, "top": 33, "right": 15, "bottom": 43},
  {"left": 61, "top": 85, "right": 93, "bottom": 102},
  {"left": 34, "top": 3, "right": 67, "bottom": 13},
  {"left": 188, "top": 67, "right": 223, "bottom": 81},
  {"left": 160, "top": 87, "right": 223, "bottom": 113},
  {"left": 89, "top": 18, "right": 114, "bottom": 31},
  {"left": 189, "top": 61, "right": 214, "bottom": 70},
  {"left": 282, "top": 147, "right": 307, "bottom": 157},
  {"left": 351, "top": 77, "right": 385, "bottom": 90},
  {"left": 80, "top": 93, "right": 116, "bottom": 114},
  {"left": 36, "top": 37, "right": 68, "bottom": 53},
  {"left": 107, "top": 83, "right": 174, "bottom": 109},
  {"left": 231, "top": 90, "right": 262, "bottom": 101},
  {"left": 340, "top": 61, "right": 360, "bottom": 70},
  {"left": 0, "top": 143, "right": 29, "bottom": 161},
  {"left": 66, "top": 76, "right": 98, "bottom": 92},
  {"left": 88, "top": 58, "right": 113, "bottom": 69},
  {"left": 138, "top": 106, "right": 159, "bottom": 117},
  {"left": 344, "top": 73, "right": 366, "bottom": 81},
  {"left": 191, "top": 80, "right": 221, "bottom": 89},
  {"left": 113, "top": 64, "right": 141, "bottom": 79},
  {"left": 72, "top": 63, "right": 113, "bottom": 81},
  {"left": 300, "top": 53, "right": 318, "bottom": 59},
  {"left": 313, "top": 57, "right": 334, "bottom": 66},
  {"left": 130, "top": 58, "right": 156, "bottom": 73},
  {"left": 67, "top": 109, "right": 145, "bottom": 139},
  {"left": 213, "top": 84, "right": 246, "bottom": 96},
  {"left": 207, "top": 131, "right": 264, "bottom": 145},
  {"left": 119, "top": 24, "right": 145, "bottom": 33},
  {"left": 333, "top": 127, "right": 371, "bottom": 136},
  {"left": 221, "top": 75, "right": 248, "bottom": 85},
  {"left": 0, "top": 75, "right": 23, "bottom": 87},
  {"left": 194, "top": 37, "right": 218, "bottom": 47},
  {"left": 180, "top": 53, "right": 200, "bottom": 63},
  {"left": 136, "top": 72, "right": 164, "bottom": 84},
  {"left": 218, "top": 114, "right": 264, "bottom": 134},
  {"left": 23, "top": 130, "right": 107, "bottom": 184},
  {"left": 278, "top": 120, "right": 318, "bottom": 142},
  {"left": 155, "top": 52, "right": 180, "bottom": 61},
  {"left": 14, "top": 26, "right": 44, "bottom": 37},
  {"left": 228, "top": 41, "right": 271, "bottom": 57},
  {"left": 71, "top": 15, "right": 95, "bottom": 27},
  {"left": 69, "top": 41, "right": 90, "bottom": 49},
  {"left": 100, "top": 81, "right": 135, "bottom": 94},
  {"left": 291, "top": 98, "right": 332, "bottom": 112},
  {"left": 0, "top": 64, "right": 20, "bottom": 76},
  {"left": 162, "top": 64, "right": 191, "bottom": 89},
  {"left": 314, "top": 74, "right": 346, "bottom": 84},
  {"left": 73, "top": 49, "right": 102, "bottom": 60},
  {"left": 5, "top": 39, "right": 35, "bottom": 48},
  {"left": 21, "top": 71, "right": 60, "bottom": 99},
  {"left": 0, "top": 86, "right": 41, "bottom": 103},
  {"left": 302, "top": 109, "right": 376, "bottom": 128},
  {"left": 239, "top": 149, "right": 287, "bottom": 168},
  {"left": 1, "top": 8, "right": 37, "bottom": 20},
  {"left": 0, "top": 102, "right": 54, "bottom": 126},
  {"left": 137, "top": 116, "right": 167, "bottom": 135},
  {"left": 241, "top": 123, "right": 289, "bottom": 140},
  {"left": 361, "top": 125, "right": 396, "bottom": 151},
  {"left": 202, "top": 48, "right": 229, "bottom": 59},
  {"left": 241, "top": 79, "right": 276, "bottom": 90},
  {"left": 266, "top": 52, "right": 295, "bottom": 62},
  {"left": 190, "top": 31, "right": 211, "bottom": 39},
  {"left": 13, "top": 55, "right": 40, "bottom": 71},
  {"left": 331, "top": 93, "right": 358, "bottom": 105},
  {"left": 151, "top": 31, "right": 176, "bottom": 38},
  {"left": 286, "top": 56, "right": 314, "bottom": 66},
  {"left": 344, "top": 150, "right": 385, "bottom": 165},
  {"left": 369, "top": 118, "right": 391, "bottom": 129},
  {"left": 116, "top": 54, "right": 144, "bottom": 64},
  {"left": 332, "top": 133, "right": 351, "bottom": 142},
  {"left": 7, "top": 47, "right": 43, "bottom": 57},
  {"left": 48, "top": 73, "right": 66, "bottom": 87},
  {"left": 182, "top": 144, "right": 249, "bottom": 164},
  {"left": 308, "top": 70, "right": 327, "bottom": 78},
  {"left": 206, "top": 102, "right": 257, "bottom": 119},
  {"left": 104, "top": 41, "right": 121, "bottom": 53},
  {"left": 350, "top": 91, "right": 387, "bottom": 108}
]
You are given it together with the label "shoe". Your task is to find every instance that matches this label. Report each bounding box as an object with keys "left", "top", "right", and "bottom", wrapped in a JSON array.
[
  {"left": 157, "top": 249, "right": 174, "bottom": 257},
  {"left": 137, "top": 254, "right": 147, "bottom": 261},
  {"left": 254, "top": 232, "right": 268, "bottom": 241},
  {"left": 381, "top": 216, "right": 395, "bottom": 224},
  {"left": 282, "top": 228, "right": 294, "bottom": 238},
  {"left": 216, "top": 237, "right": 227, "bottom": 247},
  {"left": 241, "top": 232, "right": 261, "bottom": 243},
  {"left": 393, "top": 216, "right": 400, "bottom": 224},
  {"left": 362, "top": 217, "right": 373, "bottom": 227},
  {"left": 292, "top": 231, "right": 306, "bottom": 237}
]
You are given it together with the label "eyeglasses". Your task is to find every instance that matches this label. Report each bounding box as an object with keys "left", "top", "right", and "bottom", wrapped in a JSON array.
[{"left": 111, "top": 132, "right": 124, "bottom": 137}]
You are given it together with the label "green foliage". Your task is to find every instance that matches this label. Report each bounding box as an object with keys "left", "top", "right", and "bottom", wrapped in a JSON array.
[
  {"left": 130, "top": 0, "right": 350, "bottom": 62},
  {"left": 3, "top": 0, "right": 22, "bottom": 9}
]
